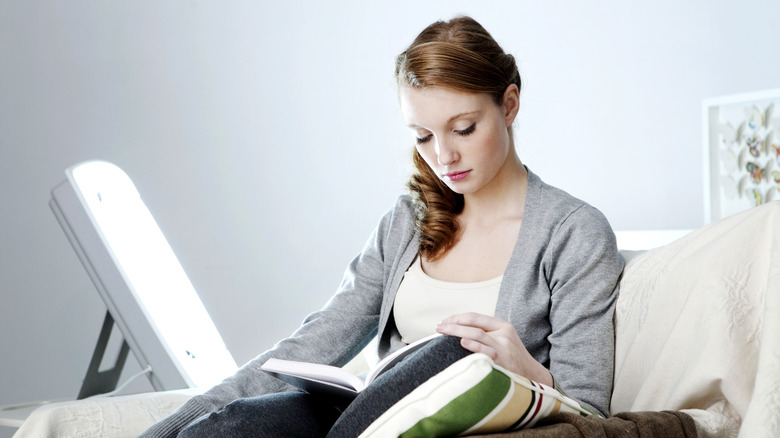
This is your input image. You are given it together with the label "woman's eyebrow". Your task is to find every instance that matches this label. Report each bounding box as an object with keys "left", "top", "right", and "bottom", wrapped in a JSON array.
[
  {"left": 447, "top": 110, "right": 479, "bottom": 124},
  {"left": 407, "top": 110, "right": 480, "bottom": 128}
]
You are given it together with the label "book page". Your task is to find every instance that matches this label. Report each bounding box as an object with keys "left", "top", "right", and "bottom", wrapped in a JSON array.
[
  {"left": 260, "top": 333, "right": 443, "bottom": 400},
  {"left": 364, "top": 333, "right": 442, "bottom": 385},
  {"left": 261, "top": 358, "right": 366, "bottom": 392}
]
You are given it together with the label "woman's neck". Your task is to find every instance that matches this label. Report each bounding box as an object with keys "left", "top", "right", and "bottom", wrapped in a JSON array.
[{"left": 461, "top": 153, "right": 528, "bottom": 225}]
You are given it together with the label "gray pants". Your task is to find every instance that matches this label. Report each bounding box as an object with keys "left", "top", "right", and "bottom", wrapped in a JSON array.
[{"left": 178, "top": 335, "right": 471, "bottom": 437}]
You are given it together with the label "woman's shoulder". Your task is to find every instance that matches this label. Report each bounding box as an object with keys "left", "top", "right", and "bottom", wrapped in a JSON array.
[
  {"left": 526, "top": 169, "right": 612, "bottom": 232},
  {"left": 393, "top": 193, "right": 415, "bottom": 212},
  {"left": 371, "top": 194, "right": 418, "bottom": 244},
  {"left": 381, "top": 194, "right": 415, "bottom": 223}
]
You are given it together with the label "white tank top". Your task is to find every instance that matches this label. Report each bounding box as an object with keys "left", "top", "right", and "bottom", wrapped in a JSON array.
[{"left": 393, "top": 255, "right": 502, "bottom": 344}]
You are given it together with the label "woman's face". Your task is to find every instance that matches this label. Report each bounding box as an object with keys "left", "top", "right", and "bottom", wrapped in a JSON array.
[{"left": 399, "top": 85, "right": 519, "bottom": 196}]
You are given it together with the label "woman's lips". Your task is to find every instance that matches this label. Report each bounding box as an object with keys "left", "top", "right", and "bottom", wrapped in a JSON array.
[{"left": 444, "top": 170, "right": 471, "bottom": 182}]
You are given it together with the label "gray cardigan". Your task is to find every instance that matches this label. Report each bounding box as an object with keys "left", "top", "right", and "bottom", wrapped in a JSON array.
[{"left": 142, "top": 169, "right": 624, "bottom": 437}]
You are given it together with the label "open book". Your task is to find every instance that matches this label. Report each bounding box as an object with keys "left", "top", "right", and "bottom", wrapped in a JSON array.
[{"left": 261, "top": 333, "right": 442, "bottom": 402}]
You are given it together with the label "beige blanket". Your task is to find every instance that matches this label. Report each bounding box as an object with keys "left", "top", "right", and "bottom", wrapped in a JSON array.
[
  {"left": 13, "top": 389, "right": 200, "bottom": 438},
  {"left": 611, "top": 201, "right": 780, "bottom": 437}
]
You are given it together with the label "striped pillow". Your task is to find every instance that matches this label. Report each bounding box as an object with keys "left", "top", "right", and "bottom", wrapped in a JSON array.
[{"left": 359, "top": 353, "right": 592, "bottom": 437}]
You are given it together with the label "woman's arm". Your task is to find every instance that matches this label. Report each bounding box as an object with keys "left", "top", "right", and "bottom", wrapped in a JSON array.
[
  {"left": 543, "top": 204, "right": 624, "bottom": 416},
  {"left": 141, "top": 197, "right": 418, "bottom": 437}
]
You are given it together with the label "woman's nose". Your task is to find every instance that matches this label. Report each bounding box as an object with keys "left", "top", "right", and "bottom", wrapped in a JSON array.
[{"left": 435, "top": 139, "right": 458, "bottom": 167}]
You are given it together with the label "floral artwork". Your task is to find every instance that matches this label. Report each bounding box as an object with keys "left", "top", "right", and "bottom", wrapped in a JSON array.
[{"left": 708, "top": 91, "right": 780, "bottom": 221}]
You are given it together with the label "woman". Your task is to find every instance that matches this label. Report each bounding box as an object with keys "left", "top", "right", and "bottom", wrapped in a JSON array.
[{"left": 142, "top": 15, "right": 623, "bottom": 438}]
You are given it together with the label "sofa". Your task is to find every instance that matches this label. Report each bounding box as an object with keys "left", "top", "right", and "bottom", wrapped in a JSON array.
[{"left": 13, "top": 201, "right": 780, "bottom": 437}]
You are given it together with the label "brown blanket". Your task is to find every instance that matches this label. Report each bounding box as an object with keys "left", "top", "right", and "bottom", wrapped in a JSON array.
[{"left": 473, "top": 411, "right": 698, "bottom": 438}]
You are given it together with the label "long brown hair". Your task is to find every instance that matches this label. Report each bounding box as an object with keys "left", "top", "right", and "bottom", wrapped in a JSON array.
[{"left": 395, "top": 16, "right": 522, "bottom": 261}]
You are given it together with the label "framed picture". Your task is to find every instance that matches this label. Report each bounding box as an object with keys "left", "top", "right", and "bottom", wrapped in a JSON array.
[{"left": 703, "top": 89, "right": 780, "bottom": 223}]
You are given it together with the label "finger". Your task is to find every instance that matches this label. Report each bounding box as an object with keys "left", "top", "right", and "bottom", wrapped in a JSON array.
[
  {"left": 439, "top": 325, "right": 516, "bottom": 360},
  {"left": 440, "top": 313, "right": 510, "bottom": 331},
  {"left": 459, "top": 337, "right": 499, "bottom": 360},
  {"left": 439, "top": 312, "right": 490, "bottom": 326},
  {"left": 434, "top": 322, "right": 501, "bottom": 359},
  {"left": 435, "top": 322, "right": 491, "bottom": 343}
]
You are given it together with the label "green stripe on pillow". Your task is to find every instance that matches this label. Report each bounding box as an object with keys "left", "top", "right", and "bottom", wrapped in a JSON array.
[
  {"left": 358, "top": 354, "right": 593, "bottom": 438},
  {"left": 400, "top": 369, "right": 510, "bottom": 437}
]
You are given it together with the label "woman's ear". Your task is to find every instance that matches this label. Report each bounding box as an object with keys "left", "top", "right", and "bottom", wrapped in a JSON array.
[{"left": 502, "top": 84, "right": 520, "bottom": 127}]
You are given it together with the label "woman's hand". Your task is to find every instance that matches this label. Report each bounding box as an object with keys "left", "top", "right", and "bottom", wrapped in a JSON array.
[{"left": 436, "top": 312, "right": 553, "bottom": 386}]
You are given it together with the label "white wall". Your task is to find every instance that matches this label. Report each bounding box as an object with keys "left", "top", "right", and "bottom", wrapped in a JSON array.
[{"left": 1, "top": 0, "right": 778, "bottom": 432}]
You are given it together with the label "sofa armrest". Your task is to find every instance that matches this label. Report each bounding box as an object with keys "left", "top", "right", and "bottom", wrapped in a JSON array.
[{"left": 14, "top": 388, "right": 203, "bottom": 438}]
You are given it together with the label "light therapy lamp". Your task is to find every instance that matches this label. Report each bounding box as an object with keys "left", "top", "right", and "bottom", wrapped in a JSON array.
[{"left": 50, "top": 160, "right": 237, "bottom": 398}]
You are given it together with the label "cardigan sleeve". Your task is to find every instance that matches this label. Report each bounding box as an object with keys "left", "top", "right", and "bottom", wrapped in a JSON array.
[
  {"left": 140, "top": 197, "right": 417, "bottom": 438},
  {"left": 544, "top": 204, "right": 624, "bottom": 417}
]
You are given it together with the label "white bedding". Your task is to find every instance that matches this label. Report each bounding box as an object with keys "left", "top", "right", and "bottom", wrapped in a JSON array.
[
  {"left": 611, "top": 201, "right": 780, "bottom": 437},
  {"left": 13, "top": 388, "right": 201, "bottom": 438}
]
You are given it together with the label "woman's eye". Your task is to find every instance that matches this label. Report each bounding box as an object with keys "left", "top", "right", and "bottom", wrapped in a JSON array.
[
  {"left": 416, "top": 134, "right": 433, "bottom": 144},
  {"left": 456, "top": 123, "right": 476, "bottom": 136}
]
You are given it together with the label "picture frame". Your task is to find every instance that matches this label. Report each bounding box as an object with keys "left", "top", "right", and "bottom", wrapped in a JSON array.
[{"left": 703, "top": 89, "right": 780, "bottom": 223}]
